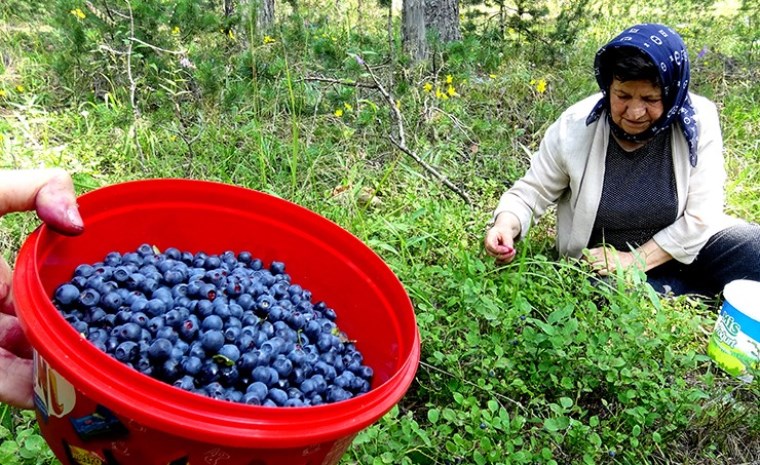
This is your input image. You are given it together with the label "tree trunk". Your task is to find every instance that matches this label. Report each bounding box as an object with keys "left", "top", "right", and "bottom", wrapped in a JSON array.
[
  {"left": 229, "top": 0, "right": 275, "bottom": 38},
  {"left": 402, "top": 0, "right": 428, "bottom": 63},
  {"left": 256, "top": 0, "right": 275, "bottom": 33},
  {"left": 424, "top": 0, "right": 461, "bottom": 43}
]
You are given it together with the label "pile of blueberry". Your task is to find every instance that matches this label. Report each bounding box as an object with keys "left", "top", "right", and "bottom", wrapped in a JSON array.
[{"left": 52, "top": 244, "right": 373, "bottom": 407}]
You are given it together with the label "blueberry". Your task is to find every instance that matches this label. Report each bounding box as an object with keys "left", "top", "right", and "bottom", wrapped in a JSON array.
[
  {"left": 200, "top": 330, "right": 225, "bottom": 352},
  {"left": 147, "top": 338, "right": 173, "bottom": 361},
  {"left": 195, "top": 359, "right": 219, "bottom": 384},
  {"left": 269, "top": 261, "right": 286, "bottom": 275},
  {"left": 201, "top": 315, "right": 223, "bottom": 332},
  {"left": 115, "top": 341, "right": 139, "bottom": 362},
  {"left": 74, "top": 264, "right": 96, "bottom": 278},
  {"left": 118, "top": 323, "right": 142, "bottom": 341},
  {"left": 78, "top": 288, "right": 101, "bottom": 308},
  {"left": 252, "top": 366, "right": 279, "bottom": 387},
  {"left": 54, "top": 284, "right": 81, "bottom": 306},
  {"left": 179, "top": 317, "right": 200, "bottom": 341},
  {"left": 173, "top": 375, "right": 196, "bottom": 391},
  {"left": 267, "top": 388, "right": 288, "bottom": 406},
  {"left": 182, "top": 356, "right": 203, "bottom": 376},
  {"left": 272, "top": 355, "right": 293, "bottom": 378}
]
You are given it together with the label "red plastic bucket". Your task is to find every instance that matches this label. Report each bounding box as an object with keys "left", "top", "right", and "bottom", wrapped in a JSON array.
[{"left": 13, "top": 179, "right": 420, "bottom": 465}]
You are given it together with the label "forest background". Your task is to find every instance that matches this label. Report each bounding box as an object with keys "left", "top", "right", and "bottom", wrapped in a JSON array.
[{"left": 0, "top": 0, "right": 759, "bottom": 464}]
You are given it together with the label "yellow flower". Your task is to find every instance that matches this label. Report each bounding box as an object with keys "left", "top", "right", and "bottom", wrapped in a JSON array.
[
  {"left": 343, "top": 102, "right": 353, "bottom": 111},
  {"left": 446, "top": 85, "right": 457, "bottom": 97},
  {"left": 0, "top": 134, "right": 4, "bottom": 142},
  {"left": 172, "top": 26, "right": 181, "bottom": 35},
  {"left": 227, "top": 29, "right": 236, "bottom": 40},
  {"left": 0, "top": 89, "right": 6, "bottom": 97},
  {"left": 445, "top": 74, "right": 453, "bottom": 84},
  {"left": 263, "top": 35, "right": 276, "bottom": 44},
  {"left": 489, "top": 74, "right": 497, "bottom": 79},
  {"left": 70, "top": 8, "right": 86, "bottom": 20},
  {"left": 16, "top": 85, "right": 25, "bottom": 93},
  {"left": 529, "top": 79, "right": 536, "bottom": 85},
  {"left": 535, "top": 78, "right": 547, "bottom": 93},
  {"left": 334, "top": 108, "right": 344, "bottom": 117},
  {"left": 423, "top": 82, "right": 433, "bottom": 92}
]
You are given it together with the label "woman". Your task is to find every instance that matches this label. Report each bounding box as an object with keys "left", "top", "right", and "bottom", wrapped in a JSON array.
[{"left": 484, "top": 23, "right": 760, "bottom": 296}]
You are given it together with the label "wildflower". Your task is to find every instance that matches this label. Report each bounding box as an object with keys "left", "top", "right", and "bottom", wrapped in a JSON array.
[
  {"left": 395, "top": 99, "right": 401, "bottom": 109},
  {"left": 535, "top": 79, "right": 547, "bottom": 93},
  {"left": 343, "top": 102, "right": 353, "bottom": 111},
  {"left": 172, "top": 26, "right": 180, "bottom": 35},
  {"left": 227, "top": 29, "right": 235, "bottom": 40},
  {"left": 445, "top": 74, "right": 453, "bottom": 84},
  {"left": 697, "top": 46, "right": 708, "bottom": 59},
  {"left": 70, "top": 8, "right": 86, "bottom": 20},
  {"left": 446, "top": 85, "right": 457, "bottom": 97},
  {"left": 0, "top": 134, "right": 4, "bottom": 143},
  {"left": 334, "top": 108, "right": 344, "bottom": 117},
  {"left": 179, "top": 56, "right": 196, "bottom": 70},
  {"left": 435, "top": 88, "right": 448, "bottom": 100},
  {"left": 16, "top": 85, "right": 25, "bottom": 93},
  {"left": 263, "top": 35, "right": 276, "bottom": 45},
  {"left": 169, "top": 135, "right": 177, "bottom": 142},
  {"left": 423, "top": 82, "right": 433, "bottom": 92},
  {"left": 489, "top": 74, "right": 497, "bottom": 79},
  {"left": 0, "top": 89, "right": 6, "bottom": 97}
]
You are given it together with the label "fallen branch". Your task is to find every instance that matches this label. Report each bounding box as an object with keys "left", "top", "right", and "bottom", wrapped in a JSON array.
[
  {"left": 350, "top": 54, "right": 472, "bottom": 205},
  {"left": 300, "top": 76, "right": 377, "bottom": 90}
]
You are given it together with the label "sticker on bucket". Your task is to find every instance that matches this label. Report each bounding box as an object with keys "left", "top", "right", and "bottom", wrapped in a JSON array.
[
  {"left": 707, "top": 280, "right": 760, "bottom": 381},
  {"left": 63, "top": 442, "right": 106, "bottom": 465},
  {"left": 34, "top": 352, "right": 76, "bottom": 420}
]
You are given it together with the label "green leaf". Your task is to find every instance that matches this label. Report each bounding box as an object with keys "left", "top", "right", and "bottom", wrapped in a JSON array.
[
  {"left": 427, "top": 408, "right": 440, "bottom": 424},
  {"left": 632, "top": 425, "right": 642, "bottom": 437},
  {"left": 547, "top": 304, "right": 573, "bottom": 324},
  {"left": 544, "top": 416, "right": 570, "bottom": 432},
  {"left": 559, "top": 397, "right": 574, "bottom": 409}
]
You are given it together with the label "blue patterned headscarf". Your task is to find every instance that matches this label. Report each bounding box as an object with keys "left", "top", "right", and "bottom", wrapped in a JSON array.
[{"left": 586, "top": 24, "right": 700, "bottom": 166}]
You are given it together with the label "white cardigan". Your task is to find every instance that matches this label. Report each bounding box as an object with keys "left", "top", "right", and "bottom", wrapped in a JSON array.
[{"left": 492, "top": 92, "right": 741, "bottom": 264}]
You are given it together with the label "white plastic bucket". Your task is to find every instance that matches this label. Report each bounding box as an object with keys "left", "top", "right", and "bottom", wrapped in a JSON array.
[{"left": 707, "top": 279, "right": 760, "bottom": 381}]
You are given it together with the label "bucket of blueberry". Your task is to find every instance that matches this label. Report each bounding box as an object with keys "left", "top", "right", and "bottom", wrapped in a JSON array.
[{"left": 13, "top": 179, "right": 420, "bottom": 465}]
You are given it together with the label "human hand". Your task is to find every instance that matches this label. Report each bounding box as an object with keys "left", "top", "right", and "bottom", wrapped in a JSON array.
[
  {"left": 584, "top": 246, "right": 641, "bottom": 276},
  {"left": 0, "top": 168, "right": 83, "bottom": 408},
  {"left": 484, "top": 213, "right": 520, "bottom": 264}
]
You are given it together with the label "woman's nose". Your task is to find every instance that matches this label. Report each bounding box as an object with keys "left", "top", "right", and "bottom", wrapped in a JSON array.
[{"left": 626, "top": 103, "right": 646, "bottom": 119}]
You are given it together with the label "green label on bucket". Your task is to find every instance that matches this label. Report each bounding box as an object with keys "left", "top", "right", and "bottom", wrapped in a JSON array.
[{"left": 708, "top": 300, "right": 760, "bottom": 378}]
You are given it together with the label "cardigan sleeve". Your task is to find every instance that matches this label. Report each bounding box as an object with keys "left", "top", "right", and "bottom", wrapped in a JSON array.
[
  {"left": 652, "top": 96, "right": 727, "bottom": 263},
  {"left": 492, "top": 118, "right": 571, "bottom": 240}
]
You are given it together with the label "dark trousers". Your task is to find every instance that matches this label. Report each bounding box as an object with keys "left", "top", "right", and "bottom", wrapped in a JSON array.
[{"left": 646, "top": 222, "right": 760, "bottom": 297}]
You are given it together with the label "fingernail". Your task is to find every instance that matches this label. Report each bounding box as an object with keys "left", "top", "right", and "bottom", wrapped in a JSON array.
[{"left": 67, "top": 205, "right": 84, "bottom": 230}]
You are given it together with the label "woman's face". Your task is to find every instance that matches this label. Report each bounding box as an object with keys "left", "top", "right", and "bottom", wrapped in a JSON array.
[{"left": 609, "top": 78, "right": 664, "bottom": 135}]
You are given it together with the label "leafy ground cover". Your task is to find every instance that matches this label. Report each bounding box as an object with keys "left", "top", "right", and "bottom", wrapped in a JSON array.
[{"left": 1, "top": 1, "right": 758, "bottom": 464}]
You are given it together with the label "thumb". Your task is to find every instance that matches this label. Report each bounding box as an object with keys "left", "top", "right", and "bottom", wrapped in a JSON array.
[{"left": 35, "top": 170, "right": 84, "bottom": 235}]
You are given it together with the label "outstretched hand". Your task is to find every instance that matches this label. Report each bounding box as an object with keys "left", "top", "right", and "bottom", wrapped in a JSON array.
[{"left": 0, "top": 169, "right": 83, "bottom": 408}]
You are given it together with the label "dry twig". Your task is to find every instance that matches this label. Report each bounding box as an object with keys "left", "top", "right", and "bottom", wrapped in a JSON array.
[{"left": 350, "top": 54, "right": 472, "bottom": 205}]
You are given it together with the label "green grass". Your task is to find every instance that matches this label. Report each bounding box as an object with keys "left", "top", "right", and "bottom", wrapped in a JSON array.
[{"left": 1, "top": 1, "right": 758, "bottom": 464}]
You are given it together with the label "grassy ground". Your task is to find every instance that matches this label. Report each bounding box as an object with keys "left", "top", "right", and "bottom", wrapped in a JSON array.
[{"left": 1, "top": 1, "right": 759, "bottom": 464}]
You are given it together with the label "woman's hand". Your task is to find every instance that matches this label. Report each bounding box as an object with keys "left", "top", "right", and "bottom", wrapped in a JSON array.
[
  {"left": 484, "top": 213, "right": 521, "bottom": 264},
  {"left": 0, "top": 168, "right": 83, "bottom": 409},
  {"left": 584, "top": 246, "right": 643, "bottom": 276}
]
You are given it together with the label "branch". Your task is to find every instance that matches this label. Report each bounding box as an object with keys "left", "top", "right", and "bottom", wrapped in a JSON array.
[
  {"left": 129, "top": 37, "right": 186, "bottom": 56},
  {"left": 350, "top": 54, "right": 472, "bottom": 205},
  {"left": 300, "top": 76, "right": 378, "bottom": 90}
]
